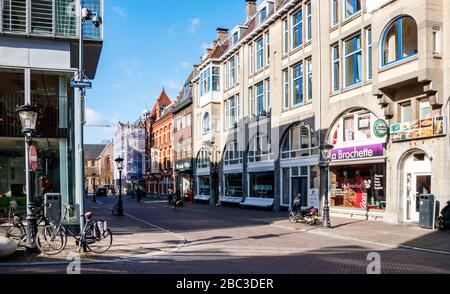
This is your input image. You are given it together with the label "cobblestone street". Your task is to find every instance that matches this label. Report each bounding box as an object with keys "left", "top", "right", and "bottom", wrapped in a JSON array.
[{"left": 1, "top": 196, "right": 450, "bottom": 274}]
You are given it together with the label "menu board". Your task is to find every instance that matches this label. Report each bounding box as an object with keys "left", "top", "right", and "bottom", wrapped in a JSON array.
[{"left": 391, "top": 116, "right": 445, "bottom": 142}]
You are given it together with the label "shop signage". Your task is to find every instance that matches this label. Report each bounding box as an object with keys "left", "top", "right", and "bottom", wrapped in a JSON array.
[
  {"left": 374, "top": 174, "right": 384, "bottom": 191},
  {"left": 176, "top": 160, "right": 192, "bottom": 171},
  {"left": 331, "top": 144, "right": 384, "bottom": 161},
  {"left": 70, "top": 80, "right": 92, "bottom": 89},
  {"left": 373, "top": 119, "right": 389, "bottom": 138},
  {"left": 390, "top": 116, "right": 445, "bottom": 142}
]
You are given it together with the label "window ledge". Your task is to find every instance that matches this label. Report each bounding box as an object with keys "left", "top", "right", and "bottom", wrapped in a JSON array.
[
  {"left": 342, "top": 82, "right": 363, "bottom": 94},
  {"left": 379, "top": 55, "right": 418, "bottom": 73},
  {"left": 290, "top": 45, "right": 304, "bottom": 56},
  {"left": 341, "top": 12, "right": 362, "bottom": 26}
]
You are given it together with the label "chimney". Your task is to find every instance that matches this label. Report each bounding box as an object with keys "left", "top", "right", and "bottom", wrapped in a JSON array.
[
  {"left": 246, "top": 0, "right": 257, "bottom": 21},
  {"left": 216, "top": 28, "right": 228, "bottom": 44}
]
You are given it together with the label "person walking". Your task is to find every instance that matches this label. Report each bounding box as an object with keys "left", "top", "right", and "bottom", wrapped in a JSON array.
[{"left": 136, "top": 186, "right": 143, "bottom": 203}]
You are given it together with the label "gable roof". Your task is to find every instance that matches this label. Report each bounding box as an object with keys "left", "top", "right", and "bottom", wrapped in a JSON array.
[
  {"left": 84, "top": 144, "right": 107, "bottom": 161},
  {"left": 149, "top": 88, "right": 173, "bottom": 119}
]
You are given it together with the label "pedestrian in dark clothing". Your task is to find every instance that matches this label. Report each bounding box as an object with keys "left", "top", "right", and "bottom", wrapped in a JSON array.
[{"left": 136, "top": 186, "right": 143, "bottom": 203}]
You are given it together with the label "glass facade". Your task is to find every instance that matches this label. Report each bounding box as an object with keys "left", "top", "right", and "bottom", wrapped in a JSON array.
[
  {"left": 1, "top": 0, "right": 102, "bottom": 39},
  {"left": 0, "top": 70, "right": 75, "bottom": 219}
]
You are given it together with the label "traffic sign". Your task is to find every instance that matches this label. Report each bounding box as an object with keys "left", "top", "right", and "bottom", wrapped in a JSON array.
[
  {"left": 70, "top": 80, "right": 92, "bottom": 89},
  {"left": 29, "top": 145, "right": 38, "bottom": 172}
]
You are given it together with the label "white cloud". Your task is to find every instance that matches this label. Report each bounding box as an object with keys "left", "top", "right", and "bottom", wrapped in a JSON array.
[
  {"left": 200, "top": 42, "right": 213, "bottom": 51},
  {"left": 85, "top": 108, "right": 117, "bottom": 128},
  {"left": 167, "top": 25, "right": 177, "bottom": 36},
  {"left": 111, "top": 6, "right": 127, "bottom": 19},
  {"left": 180, "top": 61, "right": 191, "bottom": 69},
  {"left": 112, "top": 83, "right": 123, "bottom": 89},
  {"left": 160, "top": 79, "right": 182, "bottom": 91},
  {"left": 119, "top": 58, "right": 142, "bottom": 80},
  {"left": 187, "top": 18, "right": 201, "bottom": 33}
]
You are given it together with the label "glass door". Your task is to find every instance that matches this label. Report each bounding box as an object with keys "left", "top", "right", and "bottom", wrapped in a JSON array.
[
  {"left": 410, "top": 174, "right": 431, "bottom": 223},
  {"left": 291, "top": 177, "right": 308, "bottom": 208}
]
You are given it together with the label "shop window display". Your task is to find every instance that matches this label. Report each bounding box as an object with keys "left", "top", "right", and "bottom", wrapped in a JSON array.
[
  {"left": 224, "top": 173, "right": 242, "bottom": 197},
  {"left": 249, "top": 172, "right": 274, "bottom": 198},
  {"left": 198, "top": 176, "right": 210, "bottom": 196},
  {"left": 330, "top": 164, "right": 386, "bottom": 210}
]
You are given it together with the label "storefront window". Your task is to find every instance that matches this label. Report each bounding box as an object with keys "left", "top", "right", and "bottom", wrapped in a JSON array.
[
  {"left": 224, "top": 173, "right": 242, "bottom": 197},
  {"left": 249, "top": 172, "right": 274, "bottom": 198},
  {"left": 330, "top": 163, "right": 386, "bottom": 211},
  {"left": 198, "top": 176, "right": 210, "bottom": 196},
  {"left": 0, "top": 138, "right": 62, "bottom": 217},
  {"left": 223, "top": 141, "right": 242, "bottom": 165}
]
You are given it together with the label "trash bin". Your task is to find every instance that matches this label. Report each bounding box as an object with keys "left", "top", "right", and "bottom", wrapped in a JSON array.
[
  {"left": 419, "top": 194, "right": 435, "bottom": 229},
  {"left": 44, "top": 193, "right": 61, "bottom": 225}
]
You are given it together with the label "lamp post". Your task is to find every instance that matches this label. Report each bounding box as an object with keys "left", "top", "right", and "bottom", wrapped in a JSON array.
[
  {"left": 115, "top": 157, "right": 124, "bottom": 216},
  {"left": 74, "top": 4, "right": 103, "bottom": 231},
  {"left": 320, "top": 143, "right": 334, "bottom": 228},
  {"left": 16, "top": 104, "right": 39, "bottom": 250},
  {"left": 91, "top": 173, "right": 97, "bottom": 203}
]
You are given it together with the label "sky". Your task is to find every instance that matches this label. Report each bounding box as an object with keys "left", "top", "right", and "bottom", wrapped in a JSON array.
[{"left": 84, "top": 0, "right": 248, "bottom": 144}]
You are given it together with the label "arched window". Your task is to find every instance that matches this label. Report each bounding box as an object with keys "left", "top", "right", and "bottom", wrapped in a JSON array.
[
  {"left": 203, "top": 113, "right": 211, "bottom": 134},
  {"left": 381, "top": 16, "right": 418, "bottom": 66},
  {"left": 223, "top": 141, "right": 243, "bottom": 165},
  {"left": 248, "top": 134, "right": 272, "bottom": 163},
  {"left": 281, "top": 123, "right": 318, "bottom": 159},
  {"left": 196, "top": 149, "right": 210, "bottom": 169}
]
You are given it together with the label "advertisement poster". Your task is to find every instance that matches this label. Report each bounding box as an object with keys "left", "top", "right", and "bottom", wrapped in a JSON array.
[
  {"left": 308, "top": 189, "right": 320, "bottom": 209},
  {"left": 391, "top": 116, "right": 445, "bottom": 142}
]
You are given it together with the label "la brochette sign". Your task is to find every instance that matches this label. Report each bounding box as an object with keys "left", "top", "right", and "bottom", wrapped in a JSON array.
[{"left": 331, "top": 144, "right": 385, "bottom": 161}]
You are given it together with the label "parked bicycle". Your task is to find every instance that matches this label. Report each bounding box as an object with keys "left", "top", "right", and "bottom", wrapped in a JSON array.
[
  {"left": 37, "top": 204, "right": 112, "bottom": 255},
  {"left": 4, "top": 202, "right": 51, "bottom": 246}
]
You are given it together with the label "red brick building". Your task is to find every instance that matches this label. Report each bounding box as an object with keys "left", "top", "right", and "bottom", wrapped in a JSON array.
[{"left": 146, "top": 89, "right": 175, "bottom": 195}]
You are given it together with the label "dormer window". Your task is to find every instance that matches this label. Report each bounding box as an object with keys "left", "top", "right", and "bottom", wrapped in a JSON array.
[
  {"left": 233, "top": 32, "right": 239, "bottom": 45},
  {"left": 259, "top": 7, "right": 267, "bottom": 23}
]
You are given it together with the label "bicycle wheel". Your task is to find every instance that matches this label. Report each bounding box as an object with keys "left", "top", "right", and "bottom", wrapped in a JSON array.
[
  {"left": 5, "top": 225, "right": 25, "bottom": 244},
  {"left": 37, "top": 225, "right": 67, "bottom": 255},
  {"left": 289, "top": 212, "right": 298, "bottom": 223},
  {"left": 85, "top": 227, "right": 113, "bottom": 254}
]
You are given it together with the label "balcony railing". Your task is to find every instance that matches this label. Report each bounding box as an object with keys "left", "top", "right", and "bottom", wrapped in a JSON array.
[{"left": 0, "top": 0, "right": 102, "bottom": 40}]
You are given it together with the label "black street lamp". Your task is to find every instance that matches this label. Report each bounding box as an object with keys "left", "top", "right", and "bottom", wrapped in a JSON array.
[
  {"left": 91, "top": 173, "right": 97, "bottom": 203},
  {"left": 16, "top": 104, "right": 39, "bottom": 250},
  {"left": 115, "top": 157, "right": 124, "bottom": 216},
  {"left": 320, "top": 143, "right": 334, "bottom": 228}
]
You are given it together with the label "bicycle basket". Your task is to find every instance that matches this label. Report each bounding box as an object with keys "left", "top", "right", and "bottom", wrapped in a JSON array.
[{"left": 94, "top": 220, "right": 108, "bottom": 239}]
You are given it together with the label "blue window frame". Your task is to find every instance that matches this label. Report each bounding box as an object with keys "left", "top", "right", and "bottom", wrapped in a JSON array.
[
  {"left": 292, "top": 9, "right": 302, "bottom": 49},
  {"left": 256, "top": 37, "right": 264, "bottom": 70},
  {"left": 332, "top": 44, "right": 340, "bottom": 91},
  {"left": 233, "top": 32, "right": 239, "bottom": 45},
  {"left": 344, "top": 34, "right": 362, "bottom": 87},
  {"left": 256, "top": 82, "right": 264, "bottom": 116},
  {"left": 381, "top": 16, "right": 418, "bottom": 66},
  {"left": 292, "top": 62, "right": 303, "bottom": 106},
  {"left": 344, "top": 0, "right": 361, "bottom": 19},
  {"left": 203, "top": 113, "right": 210, "bottom": 134}
]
